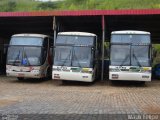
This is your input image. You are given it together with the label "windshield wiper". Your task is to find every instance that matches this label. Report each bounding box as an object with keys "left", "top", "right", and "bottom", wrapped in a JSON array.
[
  {"left": 132, "top": 52, "right": 142, "bottom": 67},
  {"left": 22, "top": 50, "right": 30, "bottom": 66},
  {"left": 120, "top": 54, "right": 130, "bottom": 66},
  {"left": 61, "top": 49, "right": 72, "bottom": 67},
  {"left": 13, "top": 50, "right": 21, "bottom": 65},
  {"left": 72, "top": 48, "right": 82, "bottom": 68}
]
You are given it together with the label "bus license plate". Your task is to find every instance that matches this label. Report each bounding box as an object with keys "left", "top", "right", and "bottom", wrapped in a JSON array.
[
  {"left": 54, "top": 76, "right": 60, "bottom": 79},
  {"left": 18, "top": 74, "right": 24, "bottom": 77}
]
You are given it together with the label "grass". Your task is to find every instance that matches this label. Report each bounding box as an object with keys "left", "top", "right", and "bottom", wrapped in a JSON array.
[{"left": 0, "top": 0, "right": 160, "bottom": 12}]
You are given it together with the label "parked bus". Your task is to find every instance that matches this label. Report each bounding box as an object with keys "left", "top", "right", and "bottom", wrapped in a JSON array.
[
  {"left": 109, "top": 30, "right": 151, "bottom": 82},
  {"left": 6, "top": 34, "right": 53, "bottom": 80},
  {"left": 52, "top": 32, "right": 98, "bottom": 82}
]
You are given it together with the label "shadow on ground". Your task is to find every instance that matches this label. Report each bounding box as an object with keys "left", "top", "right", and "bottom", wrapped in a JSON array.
[
  {"left": 109, "top": 80, "right": 147, "bottom": 87},
  {"left": 10, "top": 78, "right": 51, "bottom": 84}
]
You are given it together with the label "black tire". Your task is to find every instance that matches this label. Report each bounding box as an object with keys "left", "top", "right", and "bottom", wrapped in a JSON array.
[{"left": 17, "top": 77, "right": 24, "bottom": 81}]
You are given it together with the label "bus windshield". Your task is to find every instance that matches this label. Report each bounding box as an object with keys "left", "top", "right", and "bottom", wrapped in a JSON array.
[
  {"left": 54, "top": 46, "right": 92, "bottom": 68},
  {"left": 110, "top": 45, "right": 151, "bottom": 67},
  {"left": 7, "top": 46, "right": 42, "bottom": 66}
]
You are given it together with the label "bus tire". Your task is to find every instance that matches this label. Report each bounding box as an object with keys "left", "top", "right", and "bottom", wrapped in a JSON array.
[{"left": 17, "top": 77, "right": 24, "bottom": 81}]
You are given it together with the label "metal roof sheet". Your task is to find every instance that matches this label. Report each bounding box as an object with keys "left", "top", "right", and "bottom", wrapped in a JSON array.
[{"left": 0, "top": 9, "right": 160, "bottom": 17}]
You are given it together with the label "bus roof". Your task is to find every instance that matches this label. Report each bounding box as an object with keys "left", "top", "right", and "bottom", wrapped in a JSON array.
[
  {"left": 58, "top": 32, "right": 97, "bottom": 37},
  {"left": 111, "top": 30, "right": 150, "bottom": 35},
  {"left": 12, "top": 34, "right": 49, "bottom": 38}
]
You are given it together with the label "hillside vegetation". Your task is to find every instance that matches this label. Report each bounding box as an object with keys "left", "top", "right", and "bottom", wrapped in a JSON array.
[{"left": 0, "top": 0, "right": 160, "bottom": 12}]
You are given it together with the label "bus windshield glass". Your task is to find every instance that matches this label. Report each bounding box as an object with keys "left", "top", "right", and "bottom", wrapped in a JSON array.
[
  {"left": 110, "top": 45, "right": 130, "bottom": 66},
  {"left": 72, "top": 47, "right": 92, "bottom": 68},
  {"left": 7, "top": 46, "right": 42, "bottom": 66},
  {"left": 54, "top": 46, "right": 72, "bottom": 66},
  {"left": 131, "top": 46, "right": 150, "bottom": 67},
  {"left": 10, "top": 36, "right": 43, "bottom": 46},
  {"left": 54, "top": 46, "right": 92, "bottom": 68},
  {"left": 7, "top": 46, "right": 23, "bottom": 66}
]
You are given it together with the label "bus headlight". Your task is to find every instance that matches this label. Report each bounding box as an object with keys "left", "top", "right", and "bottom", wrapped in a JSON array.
[{"left": 82, "top": 68, "right": 93, "bottom": 73}]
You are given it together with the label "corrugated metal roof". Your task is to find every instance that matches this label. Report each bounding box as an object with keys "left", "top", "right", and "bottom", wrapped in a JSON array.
[{"left": 0, "top": 9, "right": 160, "bottom": 17}]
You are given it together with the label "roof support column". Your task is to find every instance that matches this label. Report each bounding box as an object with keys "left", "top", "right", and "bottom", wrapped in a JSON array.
[
  {"left": 53, "top": 16, "right": 57, "bottom": 45},
  {"left": 101, "top": 15, "right": 105, "bottom": 81}
]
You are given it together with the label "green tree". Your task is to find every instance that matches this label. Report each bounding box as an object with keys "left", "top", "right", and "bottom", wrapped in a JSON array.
[
  {"left": 6, "top": 1, "right": 17, "bottom": 12},
  {"left": 37, "top": 1, "right": 58, "bottom": 10}
]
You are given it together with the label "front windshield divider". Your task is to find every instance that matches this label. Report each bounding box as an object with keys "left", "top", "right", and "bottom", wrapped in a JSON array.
[
  {"left": 110, "top": 43, "right": 130, "bottom": 45},
  {"left": 55, "top": 43, "right": 74, "bottom": 46}
]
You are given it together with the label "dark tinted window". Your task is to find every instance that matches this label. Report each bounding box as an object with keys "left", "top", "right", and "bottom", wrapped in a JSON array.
[
  {"left": 10, "top": 37, "right": 43, "bottom": 46},
  {"left": 111, "top": 34, "right": 150, "bottom": 44},
  {"left": 56, "top": 35, "right": 94, "bottom": 46}
]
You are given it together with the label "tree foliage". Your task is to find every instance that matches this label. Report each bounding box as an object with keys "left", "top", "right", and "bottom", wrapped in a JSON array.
[
  {"left": 37, "top": 1, "right": 58, "bottom": 10},
  {"left": 0, "top": 0, "right": 160, "bottom": 12}
]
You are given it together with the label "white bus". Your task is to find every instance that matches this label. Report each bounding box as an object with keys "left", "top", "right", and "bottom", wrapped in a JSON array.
[
  {"left": 52, "top": 32, "right": 98, "bottom": 82},
  {"left": 109, "top": 30, "right": 152, "bottom": 82},
  {"left": 6, "top": 34, "right": 53, "bottom": 80}
]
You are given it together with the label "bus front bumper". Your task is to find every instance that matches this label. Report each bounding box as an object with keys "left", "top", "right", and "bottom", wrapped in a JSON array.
[
  {"left": 6, "top": 71, "right": 43, "bottom": 78},
  {"left": 52, "top": 71, "right": 93, "bottom": 82},
  {"left": 109, "top": 72, "right": 151, "bottom": 81}
]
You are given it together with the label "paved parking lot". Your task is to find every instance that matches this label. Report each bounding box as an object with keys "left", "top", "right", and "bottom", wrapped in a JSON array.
[{"left": 0, "top": 76, "right": 160, "bottom": 119}]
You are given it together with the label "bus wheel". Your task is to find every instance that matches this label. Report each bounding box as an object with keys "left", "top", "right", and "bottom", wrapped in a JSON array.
[{"left": 17, "top": 77, "right": 24, "bottom": 81}]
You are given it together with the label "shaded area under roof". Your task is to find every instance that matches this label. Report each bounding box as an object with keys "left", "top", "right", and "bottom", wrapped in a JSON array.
[{"left": 0, "top": 9, "right": 160, "bottom": 43}]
